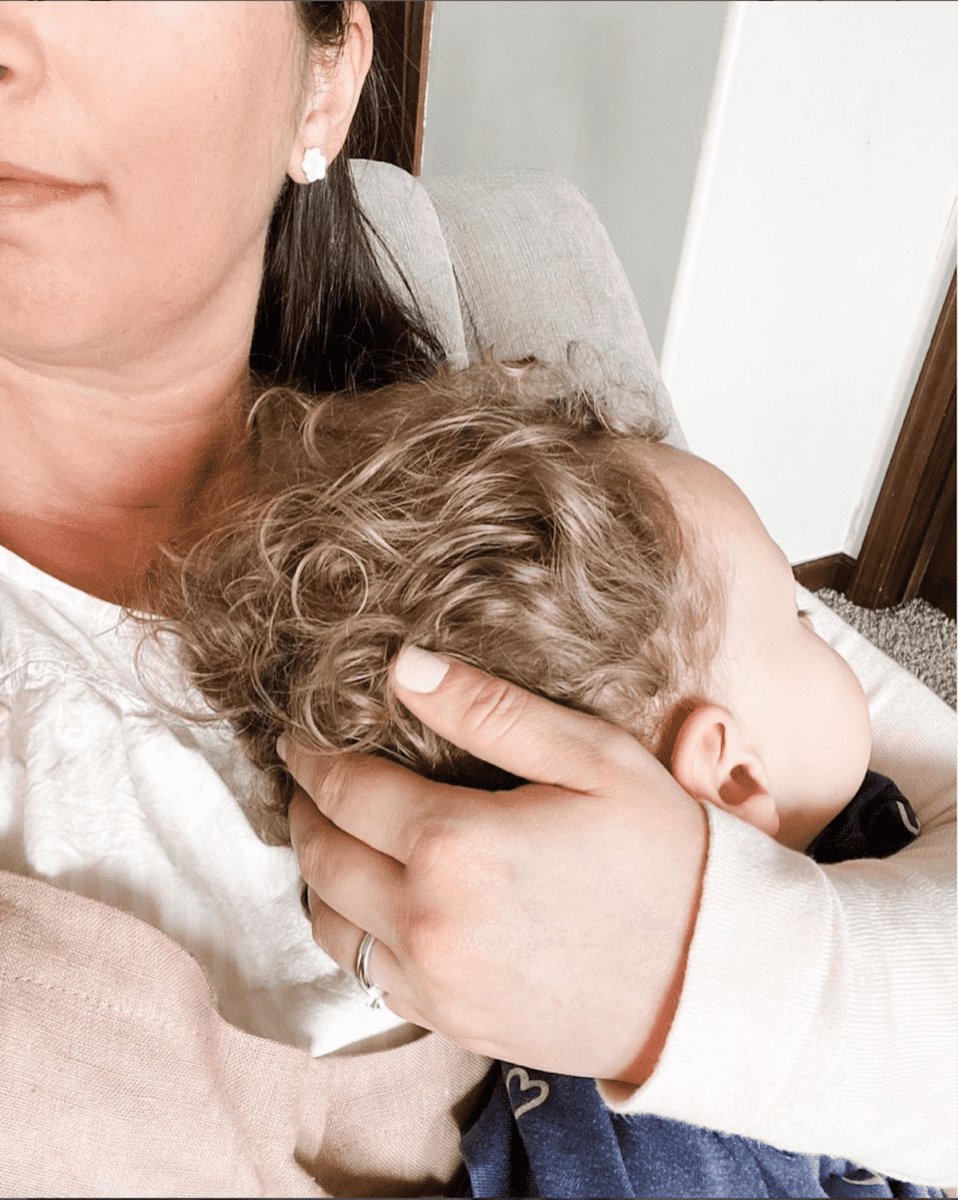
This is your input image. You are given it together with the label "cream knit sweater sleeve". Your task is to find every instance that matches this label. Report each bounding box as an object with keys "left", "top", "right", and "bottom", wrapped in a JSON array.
[{"left": 601, "top": 596, "right": 957, "bottom": 1187}]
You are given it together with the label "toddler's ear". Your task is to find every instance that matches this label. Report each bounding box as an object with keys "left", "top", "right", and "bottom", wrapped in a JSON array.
[{"left": 669, "top": 704, "right": 780, "bottom": 839}]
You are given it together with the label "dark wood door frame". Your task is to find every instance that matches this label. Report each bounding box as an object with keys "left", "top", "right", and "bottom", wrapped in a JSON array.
[
  {"left": 363, "top": 1, "right": 433, "bottom": 176},
  {"left": 845, "top": 271, "right": 956, "bottom": 611},
  {"left": 793, "top": 273, "right": 956, "bottom": 614}
]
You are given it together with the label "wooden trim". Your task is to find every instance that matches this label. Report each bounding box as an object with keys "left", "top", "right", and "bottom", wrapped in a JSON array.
[
  {"left": 905, "top": 452, "right": 955, "bottom": 602},
  {"left": 365, "top": 2, "right": 433, "bottom": 176},
  {"left": 846, "top": 272, "right": 957, "bottom": 609},
  {"left": 792, "top": 553, "right": 856, "bottom": 594},
  {"left": 915, "top": 463, "right": 956, "bottom": 617},
  {"left": 407, "top": 1, "right": 433, "bottom": 175}
]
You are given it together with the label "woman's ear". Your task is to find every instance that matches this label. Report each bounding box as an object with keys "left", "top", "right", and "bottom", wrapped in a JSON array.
[
  {"left": 669, "top": 704, "right": 781, "bottom": 839},
  {"left": 288, "top": 1, "right": 374, "bottom": 183}
]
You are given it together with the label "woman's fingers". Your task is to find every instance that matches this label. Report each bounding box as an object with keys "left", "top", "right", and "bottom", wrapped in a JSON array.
[
  {"left": 280, "top": 646, "right": 649, "bottom": 861},
  {"left": 281, "top": 745, "right": 476, "bottom": 863},
  {"left": 288, "top": 785, "right": 405, "bottom": 942},
  {"left": 290, "top": 785, "right": 434, "bottom": 1028},
  {"left": 390, "top": 646, "right": 645, "bottom": 792},
  {"left": 300, "top": 888, "right": 432, "bottom": 1028}
]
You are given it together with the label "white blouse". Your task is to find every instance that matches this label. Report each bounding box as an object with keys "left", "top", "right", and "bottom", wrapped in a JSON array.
[{"left": 0, "top": 543, "right": 407, "bottom": 1058}]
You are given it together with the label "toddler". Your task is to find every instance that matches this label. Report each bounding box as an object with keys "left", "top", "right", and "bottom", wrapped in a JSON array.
[{"left": 165, "top": 356, "right": 940, "bottom": 1198}]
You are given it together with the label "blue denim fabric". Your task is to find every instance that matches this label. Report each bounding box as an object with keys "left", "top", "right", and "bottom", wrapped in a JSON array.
[
  {"left": 460, "top": 773, "right": 942, "bottom": 1198},
  {"left": 461, "top": 1066, "right": 945, "bottom": 1198}
]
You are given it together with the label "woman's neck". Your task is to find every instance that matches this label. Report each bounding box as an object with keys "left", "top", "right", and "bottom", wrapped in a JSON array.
[{"left": 0, "top": 348, "right": 258, "bottom": 608}]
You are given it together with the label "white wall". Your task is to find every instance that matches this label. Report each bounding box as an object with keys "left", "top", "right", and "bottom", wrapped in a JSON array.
[
  {"left": 422, "top": 0, "right": 727, "bottom": 358},
  {"left": 423, "top": 1, "right": 958, "bottom": 565},
  {"left": 660, "top": 0, "right": 957, "bottom": 563}
]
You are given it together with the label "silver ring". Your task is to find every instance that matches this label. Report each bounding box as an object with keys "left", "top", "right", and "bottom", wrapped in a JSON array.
[{"left": 354, "top": 931, "right": 384, "bottom": 1009}]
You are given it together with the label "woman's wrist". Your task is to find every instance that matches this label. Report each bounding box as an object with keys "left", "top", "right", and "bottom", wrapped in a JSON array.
[{"left": 613, "top": 811, "right": 707, "bottom": 1090}]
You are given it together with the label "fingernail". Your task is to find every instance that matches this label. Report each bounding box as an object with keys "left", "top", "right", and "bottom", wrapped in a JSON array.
[
  {"left": 277, "top": 734, "right": 289, "bottom": 762},
  {"left": 393, "top": 645, "right": 450, "bottom": 693}
]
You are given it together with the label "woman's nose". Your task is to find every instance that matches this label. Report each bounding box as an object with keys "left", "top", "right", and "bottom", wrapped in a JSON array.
[{"left": 0, "top": 7, "right": 45, "bottom": 96}]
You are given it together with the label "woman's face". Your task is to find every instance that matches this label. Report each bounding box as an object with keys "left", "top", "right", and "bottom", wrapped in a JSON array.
[{"left": 0, "top": 2, "right": 311, "bottom": 375}]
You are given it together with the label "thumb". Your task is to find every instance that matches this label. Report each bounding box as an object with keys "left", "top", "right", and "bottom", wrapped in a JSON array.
[{"left": 390, "top": 644, "right": 644, "bottom": 794}]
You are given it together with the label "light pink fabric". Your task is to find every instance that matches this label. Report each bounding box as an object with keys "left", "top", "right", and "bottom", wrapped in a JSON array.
[{"left": 0, "top": 870, "right": 491, "bottom": 1197}]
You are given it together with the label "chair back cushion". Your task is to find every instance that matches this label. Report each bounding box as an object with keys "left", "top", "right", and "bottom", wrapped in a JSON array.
[{"left": 352, "top": 161, "right": 686, "bottom": 444}]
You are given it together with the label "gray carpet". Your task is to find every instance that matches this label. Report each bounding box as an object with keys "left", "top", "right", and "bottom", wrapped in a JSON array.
[{"left": 816, "top": 589, "right": 956, "bottom": 710}]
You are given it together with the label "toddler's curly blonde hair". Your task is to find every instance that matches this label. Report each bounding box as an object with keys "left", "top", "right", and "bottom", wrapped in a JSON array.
[{"left": 165, "top": 355, "right": 719, "bottom": 844}]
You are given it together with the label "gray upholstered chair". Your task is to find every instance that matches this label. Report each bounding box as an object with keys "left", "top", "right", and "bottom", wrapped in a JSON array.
[{"left": 355, "top": 159, "right": 685, "bottom": 445}]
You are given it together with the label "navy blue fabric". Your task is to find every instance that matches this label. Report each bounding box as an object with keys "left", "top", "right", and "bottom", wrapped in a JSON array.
[
  {"left": 807, "top": 773, "right": 920, "bottom": 864},
  {"left": 460, "top": 772, "right": 943, "bottom": 1198}
]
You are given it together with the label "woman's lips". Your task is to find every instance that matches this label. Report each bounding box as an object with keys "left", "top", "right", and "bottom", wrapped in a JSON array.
[{"left": 0, "top": 165, "right": 97, "bottom": 210}]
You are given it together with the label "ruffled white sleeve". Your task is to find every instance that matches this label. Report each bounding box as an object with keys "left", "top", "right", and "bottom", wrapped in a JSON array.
[{"left": 601, "top": 597, "right": 956, "bottom": 1187}]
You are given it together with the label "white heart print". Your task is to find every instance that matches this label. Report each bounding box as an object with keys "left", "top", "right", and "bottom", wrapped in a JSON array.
[{"left": 505, "top": 1066, "right": 550, "bottom": 1118}]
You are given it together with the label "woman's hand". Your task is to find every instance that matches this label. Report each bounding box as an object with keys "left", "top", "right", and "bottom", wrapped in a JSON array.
[{"left": 284, "top": 646, "right": 708, "bottom": 1084}]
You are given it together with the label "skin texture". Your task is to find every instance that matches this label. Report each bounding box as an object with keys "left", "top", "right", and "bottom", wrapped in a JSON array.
[
  {"left": 0, "top": 0, "right": 371, "bottom": 604},
  {"left": 648, "top": 443, "right": 872, "bottom": 851}
]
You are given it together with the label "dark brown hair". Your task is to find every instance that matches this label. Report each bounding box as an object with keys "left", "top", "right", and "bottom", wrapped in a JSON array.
[
  {"left": 163, "top": 358, "right": 720, "bottom": 844},
  {"left": 251, "top": 2, "right": 445, "bottom": 393}
]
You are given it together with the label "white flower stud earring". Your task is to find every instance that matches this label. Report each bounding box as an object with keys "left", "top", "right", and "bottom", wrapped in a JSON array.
[{"left": 301, "top": 147, "right": 328, "bottom": 183}]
